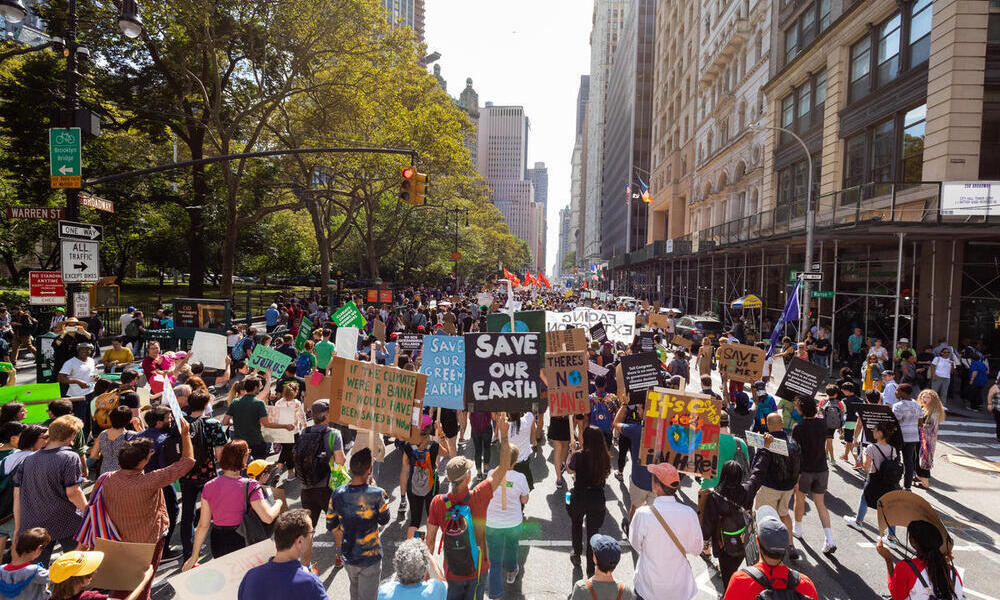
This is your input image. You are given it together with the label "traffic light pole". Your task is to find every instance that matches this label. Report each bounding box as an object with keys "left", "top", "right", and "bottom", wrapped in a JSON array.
[{"left": 64, "top": 0, "right": 81, "bottom": 315}]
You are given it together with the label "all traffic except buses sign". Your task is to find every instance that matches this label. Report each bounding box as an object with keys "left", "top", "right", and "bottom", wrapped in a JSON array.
[
  {"left": 60, "top": 240, "right": 100, "bottom": 283},
  {"left": 28, "top": 271, "right": 66, "bottom": 305},
  {"left": 49, "top": 128, "right": 82, "bottom": 189}
]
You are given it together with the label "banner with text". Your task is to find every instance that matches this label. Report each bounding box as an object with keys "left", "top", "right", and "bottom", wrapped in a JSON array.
[
  {"left": 547, "top": 309, "right": 636, "bottom": 344},
  {"left": 332, "top": 301, "right": 367, "bottom": 328},
  {"left": 247, "top": 343, "right": 294, "bottom": 375},
  {"left": 717, "top": 342, "right": 767, "bottom": 384},
  {"left": 326, "top": 356, "right": 425, "bottom": 438},
  {"left": 638, "top": 387, "right": 722, "bottom": 479},
  {"left": 419, "top": 335, "right": 465, "bottom": 410},
  {"left": 465, "top": 333, "right": 541, "bottom": 412},
  {"left": 544, "top": 350, "right": 589, "bottom": 417}
]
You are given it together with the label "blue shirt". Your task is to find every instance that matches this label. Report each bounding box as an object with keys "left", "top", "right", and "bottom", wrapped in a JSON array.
[
  {"left": 136, "top": 427, "right": 171, "bottom": 472},
  {"left": 970, "top": 360, "right": 989, "bottom": 387},
  {"left": 326, "top": 484, "right": 390, "bottom": 567},
  {"left": 378, "top": 579, "right": 447, "bottom": 600},
  {"left": 265, "top": 308, "right": 280, "bottom": 327},
  {"left": 753, "top": 393, "right": 777, "bottom": 432},
  {"left": 621, "top": 423, "right": 651, "bottom": 491},
  {"left": 238, "top": 559, "right": 326, "bottom": 600}
]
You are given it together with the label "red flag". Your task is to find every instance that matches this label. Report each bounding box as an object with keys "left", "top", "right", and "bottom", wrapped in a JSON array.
[
  {"left": 524, "top": 273, "right": 536, "bottom": 286},
  {"left": 582, "top": 281, "right": 588, "bottom": 290},
  {"left": 537, "top": 272, "right": 550, "bottom": 288}
]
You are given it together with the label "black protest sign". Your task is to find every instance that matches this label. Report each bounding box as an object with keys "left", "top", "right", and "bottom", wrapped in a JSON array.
[
  {"left": 775, "top": 357, "right": 828, "bottom": 400},
  {"left": 465, "top": 333, "right": 541, "bottom": 412},
  {"left": 590, "top": 323, "right": 607, "bottom": 343},
  {"left": 398, "top": 333, "right": 424, "bottom": 351},
  {"left": 620, "top": 352, "right": 666, "bottom": 396},
  {"left": 639, "top": 331, "right": 655, "bottom": 353},
  {"left": 857, "top": 403, "right": 904, "bottom": 449}
]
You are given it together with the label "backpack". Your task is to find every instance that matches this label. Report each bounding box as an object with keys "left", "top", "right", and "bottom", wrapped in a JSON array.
[
  {"left": 768, "top": 439, "right": 801, "bottom": 490},
  {"left": 437, "top": 493, "right": 480, "bottom": 578},
  {"left": 409, "top": 447, "right": 436, "bottom": 497},
  {"left": 294, "top": 425, "right": 338, "bottom": 487},
  {"left": 903, "top": 559, "right": 962, "bottom": 600},
  {"left": 740, "top": 566, "right": 812, "bottom": 600},
  {"left": 231, "top": 337, "right": 251, "bottom": 361},
  {"left": 863, "top": 445, "right": 903, "bottom": 509},
  {"left": 93, "top": 390, "right": 123, "bottom": 430},
  {"left": 125, "top": 319, "right": 141, "bottom": 338},
  {"left": 590, "top": 399, "right": 612, "bottom": 433},
  {"left": 0, "top": 450, "right": 17, "bottom": 521},
  {"left": 713, "top": 491, "right": 753, "bottom": 558},
  {"left": 181, "top": 417, "right": 216, "bottom": 483},
  {"left": 823, "top": 401, "right": 843, "bottom": 430}
]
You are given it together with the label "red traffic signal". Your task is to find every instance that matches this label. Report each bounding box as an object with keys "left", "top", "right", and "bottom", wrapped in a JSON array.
[{"left": 400, "top": 167, "right": 415, "bottom": 202}]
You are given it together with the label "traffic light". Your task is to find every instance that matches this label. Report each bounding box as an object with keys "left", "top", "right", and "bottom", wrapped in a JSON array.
[
  {"left": 412, "top": 171, "right": 428, "bottom": 205},
  {"left": 399, "top": 167, "right": 415, "bottom": 203}
]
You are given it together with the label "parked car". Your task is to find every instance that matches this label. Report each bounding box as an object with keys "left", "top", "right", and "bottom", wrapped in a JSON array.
[
  {"left": 675, "top": 315, "right": 724, "bottom": 346},
  {"left": 658, "top": 307, "right": 683, "bottom": 316}
]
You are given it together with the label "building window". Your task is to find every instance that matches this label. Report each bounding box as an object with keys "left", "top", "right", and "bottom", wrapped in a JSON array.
[
  {"left": 777, "top": 70, "right": 826, "bottom": 141},
  {"left": 841, "top": 103, "right": 927, "bottom": 191},
  {"left": 850, "top": 36, "right": 872, "bottom": 101},
  {"left": 849, "top": 4, "right": 934, "bottom": 103},
  {"left": 909, "top": 0, "right": 933, "bottom": 66},
  {"left": 871, "top": 119, "right": 895, "bottom": 183},
  {"left": 782, "top": 0, "right": 834, "bottom": 65},
  {"left": 877, "top": 13, "right": 901, "bottom": 86},
  {"left": 901, "top": 104, "right": 926, "bottom": 182},
  {"left": 844, "top": 134, "right": 866, "bottom": 189},
  {"left": 777, "top": 154, "right": 821, "bottom": 221}
]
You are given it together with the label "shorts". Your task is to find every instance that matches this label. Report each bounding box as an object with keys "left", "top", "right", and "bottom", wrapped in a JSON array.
[
  {"left": 755, "top": 486, "right": 795, "bottom": 517},
  {"left": 0, "top": 517, "right": 13, "bottom": 539},
  {"left": 843, "top": 423, "right": 857, "bottom": 443},
  {"left": 439, "top": 409, "right": 459, "bottom": 439},
  {"left": 797, "top": 470, "right": 829, "bottom": 495},
  {"left": 548, "top": 416, "right": 570, "bottom": 442},
  {"left": 825, "top": 428, "right": 836, "bottom": 440},
  {"left": 628, "top": 480, "right": 656, "bottom": 508}
]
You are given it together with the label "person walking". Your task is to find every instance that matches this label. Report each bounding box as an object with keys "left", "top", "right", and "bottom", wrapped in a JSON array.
[
  {"left": 876, "top": 519, "right": 963, "bottom": 600},
  {"left": 377, "top": 538, "right": 447, "bottom": 600},
  {"left": 723, "top": 506, "right": 819, "bottom": 600},
  {"left": 484, "top": 446, "right": 530, "bottom": 598},
  {"left": 469, "top": 411, "right": 493, "bottom": 478},
  {"left": 178, "top": 389, "right": 229, "bottom": 561},
  {"left": 327, "top": 449, "right": 391, "bottom": 600},
  {"left": 747, "top": 412, "right": 801, "bottom": 560},
  {"left": 566, "top": 426, "right": 611, "bottom": 577},
  {"left": 700, "top": 460, "right": 754, "bottom": 593},
  {"left": 402, "top": 418, "right": 452, "bottom": 540},
  {"left": 295, "top": 400, "right": 346, "bottom": 527},
  {"left": 989, "top": 373, "right": 1000, "bottom": 442},
  {"left": 790, "top": 397, "right": 837, "bottom": 555},
  {"left": 238, "top": 510, "right": 327, "bottom": 600},
  {"left": 568, "top": 534, "right": 635, "bottom": 600},
  {"left": 892, "top": 384, "right": 922, "bottom": 490},
  {"left": 914, "top": 389, "right": 945, "bottom": 490},
  {"left": 628, "top": 462, "right": 702, "bottom": 600},
  {"left": 89, "top": 406, "right": 136, "bottom": 475},
  {"left": 844, "top": 421, "right": 900, "bottom": 531},
  {"left": 930, "top": 348, "right": 954, "bottom": 406},
  {"left": 697, "top": 338, "right": 713, "bottom": 378}
]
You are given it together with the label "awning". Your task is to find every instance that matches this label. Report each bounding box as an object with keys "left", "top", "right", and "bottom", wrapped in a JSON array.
[{"left": 730, "top": 294, "right": 762, "bottom": 309}]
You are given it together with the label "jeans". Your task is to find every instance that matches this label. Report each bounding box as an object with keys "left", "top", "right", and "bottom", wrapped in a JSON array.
[
  {"left": 72, "top": 395, "right": 93, "bottom": 441},
  {"left": 931, "top": 378, "right": 950, "bottom": 405},
  {"left": 472, "top": 429, "right": 493, "bottom": 473},
  {"left": 902, "top": 441, "right": 919, "bottom": 490},
  {"left": 567, "top": 488, "right": 606, "bottom": 577},
  {"left": 812, "top": 354, "right": 828, "bottom": 368},
  {"left": 447, "top": 571, "right": 486, "bottom": 600},
  {"left": 301, "top": 486, "right": 332, "bottom": 527},
  {"left": 617, "top": 435, "right": 631, "bottom": 473},
  {"left": 163, "top": 483, "right": 179, "bottom": 550},
  {"left": 210, "top": 526, "right": 246, "bottom": 558},
  {"left": 345, "top": 561, "right": 381, "bottom": 600},
  {"left": 180, "top": 479, "right": 206, "bottom": 558},
  {"left": 249, "top": 442, "right": 270, "bottom": 460},
  {"left": 485, "top": 525, "right": 521, "bottom": 599}
]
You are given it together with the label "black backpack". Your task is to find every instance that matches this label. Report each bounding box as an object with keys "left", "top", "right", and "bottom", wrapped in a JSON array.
[
  {"left": 294, "top": 425, "right": 333, "bottom": 487},
  {"left": 713, "top": 491, "right": 752, "bottom": 558},
  {"left": 181, "top": 418, "right": 216, "bottom": 483},
  {"left": 741, "top": 566, "right": 812, "bottom": 599},
  {"left": 863, "top": 445, "right": 903, "bottom": 509},
  {"left": 769, "top": 439, "right": 801, "bottom": 490},
  {"left": 823, "top": 402, "right": 843, "bottom": 430}
]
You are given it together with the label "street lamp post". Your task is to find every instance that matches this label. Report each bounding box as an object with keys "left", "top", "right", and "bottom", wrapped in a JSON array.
[
  {"left": 750, "top": 123, "right": 815, "bottom": 342},
  {"left": 447, "top": 207, "right": 470, "bottom": 279}
]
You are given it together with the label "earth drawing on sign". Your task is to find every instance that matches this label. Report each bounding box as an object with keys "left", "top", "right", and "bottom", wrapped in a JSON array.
[
  {"left": 567, "top": 369, "right": 582, "bottom": 386},
  {"left": 667, "top": 412, "right": 705, "bottom": 454}
]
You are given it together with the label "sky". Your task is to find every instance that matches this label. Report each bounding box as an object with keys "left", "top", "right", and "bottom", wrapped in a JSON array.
[{"left": 424, "top": 0, "right": 593, "bottom": 276}]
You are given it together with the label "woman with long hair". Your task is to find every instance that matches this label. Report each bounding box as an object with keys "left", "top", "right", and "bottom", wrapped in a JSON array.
[
  {"left": 915, "top": 389, "right": 946, "bottom": 490},
  {"left": 989, "top": 373, "right": 1000, "bottom": 442},
  {"left": 507, "top": 410, "right": 537, "bottom": 489},
  {"left": 566, "top": 425, "right": 612, "bottom": 576},
  {"left": 700, "top": 460, "right": 754, "bottom": 592},
  {"left": 877, "top": 519, "right": 963, "bottom": 599}
]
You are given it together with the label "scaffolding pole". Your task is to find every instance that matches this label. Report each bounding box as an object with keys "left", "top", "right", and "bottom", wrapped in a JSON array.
[
  {"left": 929, "top": 241, "right": 936, "bottom": 343},
  {"left": 865, "top": 245, "right": 871, "bottom": 341},
  {"left": 831, "top": 240, "right": 839, "bottom": 374},
  {"left": 910, "top": 241, "right": 916, "bottom": 343},
  {"left": 892, "top": 233, "right": 905, "bottom": 349},
  {"left": 946, "top": 240, "right": 956, "bottom": 343}
]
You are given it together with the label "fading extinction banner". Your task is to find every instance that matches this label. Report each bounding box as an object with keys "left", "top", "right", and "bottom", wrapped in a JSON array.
[
  {"left": 546, "top": 309, "right": 636, "bottom": 344},
  {"left": 325, "top": 356, "right": 425, "bottom": 439}
]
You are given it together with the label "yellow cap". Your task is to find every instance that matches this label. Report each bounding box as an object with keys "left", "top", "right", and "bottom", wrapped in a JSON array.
[
  {"left": 246, "top": 459, "right": 269, "bottom": 478},
  {"left": 50, "top": 551, "right": 104, "bottom": 583}
]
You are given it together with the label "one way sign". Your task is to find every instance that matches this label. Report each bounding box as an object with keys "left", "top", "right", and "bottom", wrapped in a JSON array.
[
  {"left": 58, "top": 220, "right": 103, "bottom": 241},
  {"left": 61, "top": 240, "right": 99, "bottom": 283}
]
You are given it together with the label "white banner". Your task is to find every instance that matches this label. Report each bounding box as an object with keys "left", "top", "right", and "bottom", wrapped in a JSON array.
[
  {"left": 546, "top": 309, "right": 636, "bottom": 344},
  {"left": 335, "top": 326, "right": 359, "bottom": 359},
  {"left": 940, "top": 181, "right": 1000, "bottom": 216},
  {"left": 167, "top": 539, "right": 275, "bottom": 600}
]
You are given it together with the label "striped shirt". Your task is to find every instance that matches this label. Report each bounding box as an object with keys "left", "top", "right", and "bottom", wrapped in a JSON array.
[{"left": 101, "top": 457, "right": 195, "bottom": 543}]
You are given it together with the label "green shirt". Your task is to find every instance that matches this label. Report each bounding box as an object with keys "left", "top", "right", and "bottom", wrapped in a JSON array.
[
  {"left": 42, "top": 418, "right": 86, "bottom": 457},
  {"left": 700, "top": 434, "right": 749, "bottom": 490},
  {"left": 314, "top": 340, "right": 335, "bottom": 369},
  {"left": 227, "top": 394, "right": 268, "bottom": 445}
]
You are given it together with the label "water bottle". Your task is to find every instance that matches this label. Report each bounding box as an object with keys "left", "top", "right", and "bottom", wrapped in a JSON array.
[{"left": 565, "top": 491, "right": 572, "bottom": 506}]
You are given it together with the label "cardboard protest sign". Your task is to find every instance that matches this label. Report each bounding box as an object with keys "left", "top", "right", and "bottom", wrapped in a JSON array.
[
  {"left": 639, "top": 331, "right": 655, "bottom": 353},
  {"left": 546, "top": 328, "right": 588, "bottom": 352},
  {"left": 775, "top": 357, "right": 828, "bottom": 400},
  {"left": 294, "top": 317, "right": 314, "bottom": 351},
  {"left": 304, "top": 373, "right": 329, "bottom": 410},
  {"left": 547, "top": 309, "right": 636, "bottom": 344},
  {"left": 189, "top": 331, "right": 228, "bottom": 370},
  {"left": 91, "top": 538, "right": 156, "bottom": 591},
  {"left": 262, "top": 405, "right": 295, "bottom": 444},
  {"left": 332, "top": 301, "right": 367, "bottom": 328},
  {"left": 247, "top": 343, "right": 294, "bottom": 375},
  {"left": 544, "top": 350, "right": 589, "bottom": 417},
  {"left": 465, "top": 333, "right": 541, "bottom": 412},
  {"left": 672, "top": 335, "right": 694, "bottom": 350},
  {"left": 590, "top": 323, "right": 607, "bottom": 343},
  {"left": 588, "top": 361, "right": 610, "bottom": 377},
  {"left": 398, "top": 333, "right": 424, "bottom": 351},
  {"left": 638, "top": 387, "right": 723, "bottom": 479},
  {"left": 477, "top": 292, "right": 494, "bottom": 307},
  {"left": 373, "top": 319, "right": 386, "bottom": 342},
  {"left": 717, "top": 342, "right": 767, "bottom": 384},
  {"left": 857, "top": 403, "right": 904, "bottom": 448},
  {"left": 326, "top": 356, "right": 426, "bottom": 438},
  {"left": 419, "top": 335, "right": 465, "bottom": 410},
  {"left": 167, "top": 539, "right": 275, "bottom": 600},
  {"left": 648, "top": 313, "right": 669, "bottom": 331},
  {"left": 160, "top": 382, "right": 185, "bottom": 428},
  {"left": 877, "top": 491, "right": 953, "bottom": 554},
  {"left": 335, "top": 326, "right": 359, "bottom": 359},
  {"left": 745, "top": 430, "right": 789, "bottom": 456}
]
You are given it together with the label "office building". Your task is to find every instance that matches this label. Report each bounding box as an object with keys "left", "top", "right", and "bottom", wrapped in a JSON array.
[
  {"left": 571, "top": 76, "right": 590, "bottom": 268},
  {"left": 381, "top": 0, "right": 425, "bottom": 42}
]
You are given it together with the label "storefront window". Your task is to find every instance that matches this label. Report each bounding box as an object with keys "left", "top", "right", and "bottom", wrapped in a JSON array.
[{"left": 901, "top": 104, "right": 926, "bottom": 182}]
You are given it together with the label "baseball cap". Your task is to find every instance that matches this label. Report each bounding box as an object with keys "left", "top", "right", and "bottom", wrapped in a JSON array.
[
  {"left": 899, "top": 338, "right": 910, "bottom": 344},
  {"left": 246, "top": 459, "right": 270, "bottom": 478},
  {"left": 50, "top": 551, "right": 105, "bottom": 583},
  {"left": 646, "top": 462, "right": 679, "bottom": 489},
  {"left": 755, "top": 505, "right": 789, "bottom": 554},
  {"left": 589, "top": 534, "right": 622, "bottom": 567},
  {"left": 311, "top": 399, "right": 330, "bottom": 414},
  {"left": 417, "top": 325, "right": 426, "bottom": 332},
  {"left": 445, "top": 456, "right": 474, "bottom": 483},
  {"left": 752, "top": 380, "right": 767, "bottom": 390}
]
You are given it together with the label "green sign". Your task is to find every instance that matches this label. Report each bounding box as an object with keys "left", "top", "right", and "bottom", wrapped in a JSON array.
[
  {"left": 49, "top": 128, "right": 82, "bottom": 188},
  {"left": 0, "top": 383, "right": 62, "bottom": 423},
  {"left": 812, "top": 290, "right": 835, "bottom": 299},
  {"left": 247, "top": 343, "right": 294, "bottom": 375},
  {"left": 332, "top": 301, "right": 367, "bottom": 328},
  {"left": 294, "top": 316, "right": 314, "bottom": 352}
]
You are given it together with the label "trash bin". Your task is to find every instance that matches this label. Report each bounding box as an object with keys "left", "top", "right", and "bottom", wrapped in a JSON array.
[{"left": 35, "top": 331, "right": 60, "bottom": 383}]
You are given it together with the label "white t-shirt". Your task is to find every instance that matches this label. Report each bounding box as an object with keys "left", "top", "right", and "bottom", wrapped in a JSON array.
[
  {"left": 485, "top": 468, "right": 530, "bottom": 529},
  {"left": 59, "top": 356, "right": 97, "bottom": 396},
  {"left": 508, "top": 412, "right": 535, "bottom": 464},
  {"left": 119, "top": 313, "right": 134, "bottom": 333},
  {"left": 932, "top": 356, "right": 952, "bottom": 379}
]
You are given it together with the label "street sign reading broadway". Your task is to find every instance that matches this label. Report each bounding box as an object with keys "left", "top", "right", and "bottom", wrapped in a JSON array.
[
  {"left": 49, "top": 128, "right": 82, "bottom": 189},
  {"left": 58, "top": 220, "right": 103, "bottom": 241}
]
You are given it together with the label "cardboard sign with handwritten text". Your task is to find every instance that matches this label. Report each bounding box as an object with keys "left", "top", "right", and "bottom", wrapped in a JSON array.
[
  {"left": 326, "top": 356, "right": 426, "bottom": 438},
  {"left": 717, "top": 342, "right": 767, "bottom": 384},
  {"left": 638, "top": 387, "right": 722, "bottom": 479},
  {"left": 544, "top": 350, "right": 589, "bottom": 417}
]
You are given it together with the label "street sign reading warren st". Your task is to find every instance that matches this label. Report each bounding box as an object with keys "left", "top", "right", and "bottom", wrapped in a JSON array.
[
  {"left": 58, "top": 220, "right": 102, "bottom": 241},
  {"left": 49, "top": 128, "right": 82, "bottom": 189}
]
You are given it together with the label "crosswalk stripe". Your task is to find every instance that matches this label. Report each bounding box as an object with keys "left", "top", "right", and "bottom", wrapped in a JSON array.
[
  {"left": 939, "top": 421, "right": 995, "bottom": 430},
  {"left": 938, "top": 431, "right": 1000, "bottom": 439},
  {"left": 940, "top": 441, "right": 1000, "bottom": 449}
]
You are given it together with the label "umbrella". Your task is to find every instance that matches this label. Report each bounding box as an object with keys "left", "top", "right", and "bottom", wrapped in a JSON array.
[{"left": 730, "top": 294, "right": 762, "bottom": 309}]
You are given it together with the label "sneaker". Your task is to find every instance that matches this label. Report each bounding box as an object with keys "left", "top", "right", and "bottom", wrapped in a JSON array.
[
  {"left": 505, "top": 566, "right": 519, "bottom": 583},
  {"left": 822, "top": 542, "right": 837, "bottom": 555},
  {"left": 843, "top": 516, "right": 864, "bottom": 531}
]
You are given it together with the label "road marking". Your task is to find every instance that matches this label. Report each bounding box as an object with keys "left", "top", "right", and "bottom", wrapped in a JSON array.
[
  {"left": 938, "top": 431, "right": 1000, "bottom": 439},
  {"left": 964, "top": 588, "right": 1000, "bottom": 600},
  {"left": 940, "top": 422, "right": 996, "bottom": 430}
]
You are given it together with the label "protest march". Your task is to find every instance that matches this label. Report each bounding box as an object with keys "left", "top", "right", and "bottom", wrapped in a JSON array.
[{"left": 0, "top": 279, "right": 989, "bottom": 600}]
